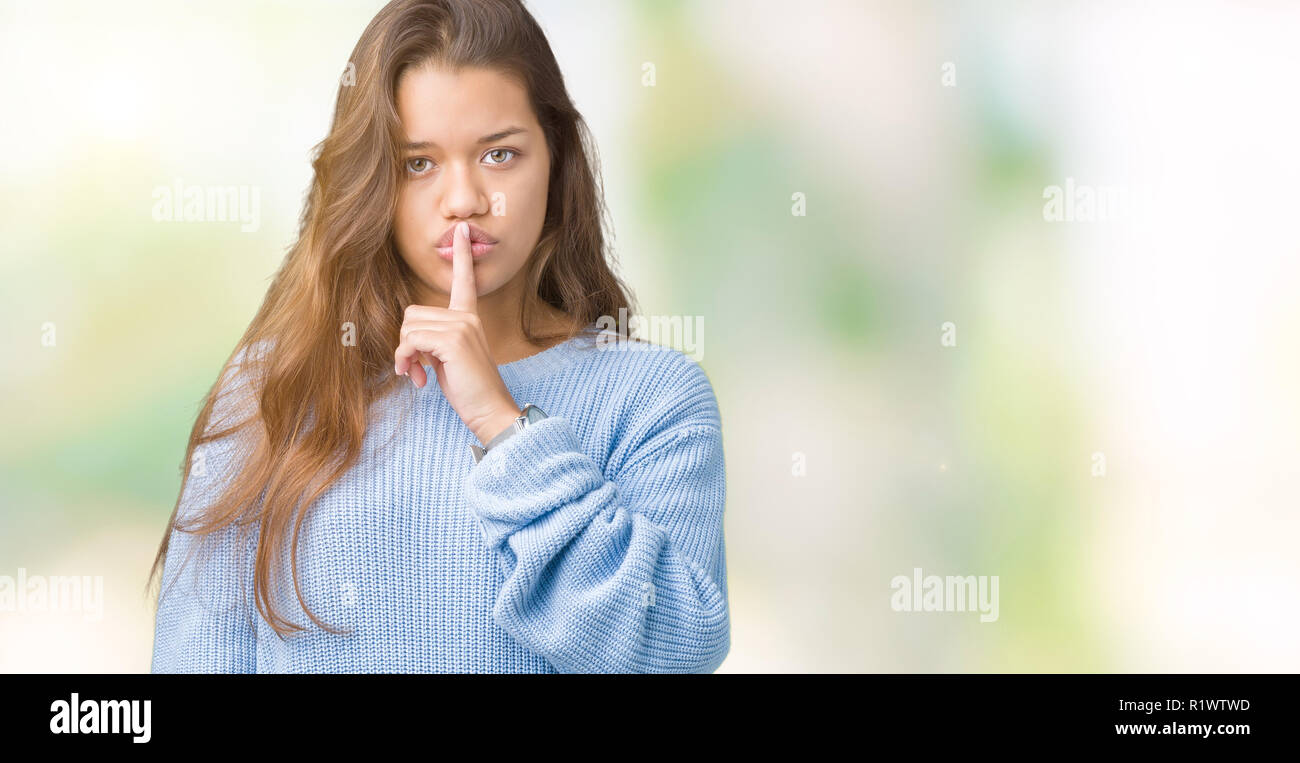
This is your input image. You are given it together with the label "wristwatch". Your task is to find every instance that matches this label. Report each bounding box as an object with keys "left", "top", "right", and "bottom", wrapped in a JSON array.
[{"left": 470, "top": 403, "right": 548, "bottom": 464}]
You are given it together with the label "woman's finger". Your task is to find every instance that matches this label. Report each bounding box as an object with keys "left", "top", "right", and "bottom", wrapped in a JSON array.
[
  {"left": 407, "top": 358, "right": 428, "bottom": 388},
  {"left": 395, "top": 329, "right": 456, "bottom": 388},
  {"left": 429, "top": 354, "right": 445, "bottom": 389},
  {"left": 448, "top": 221, "right": 478, "bottom": 314},
  {"left": 401, "top": 305, "right": 478, "bottom": 324},
  {"left": 400, "top": 318, "right": 469, "bottom": 344},
  {"left": 395, "top": 332, "right": 437, "bottom": 377}
]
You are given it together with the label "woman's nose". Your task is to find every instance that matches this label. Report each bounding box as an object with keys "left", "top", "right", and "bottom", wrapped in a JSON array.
[{"left": 439, "top": 163, "right": 484, "bottom": 218}]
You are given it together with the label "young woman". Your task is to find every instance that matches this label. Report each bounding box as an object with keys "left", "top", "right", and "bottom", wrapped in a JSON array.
[{"left": 146, "top": 0, "right": 729, "bottom": 673}]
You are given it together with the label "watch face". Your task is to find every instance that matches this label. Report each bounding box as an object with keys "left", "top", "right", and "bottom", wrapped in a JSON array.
[{"left": 522, "top": 404, "right": 548, "bottom": 423}]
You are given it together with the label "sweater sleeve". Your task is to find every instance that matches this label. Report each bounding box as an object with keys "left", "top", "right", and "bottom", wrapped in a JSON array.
[
  {"left": 150, "top": 505, "right": 260, "bottom": 673},
  {"left": 463, "top": 375, "right": 730, "bottom": 673},
  {"left": 151, "top": 352, "right": 263, "bottom": 674}
]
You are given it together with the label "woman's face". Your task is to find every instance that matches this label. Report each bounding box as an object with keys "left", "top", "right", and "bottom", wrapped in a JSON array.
[{"left": 393, "top": 63, "right": 551, "bottom": 306}]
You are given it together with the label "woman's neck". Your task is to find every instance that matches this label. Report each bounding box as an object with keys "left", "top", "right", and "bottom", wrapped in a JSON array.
[
  {"left": 411, "top": 290, "right": 578, "bottom": 367},
  {"left": 488, "top": 305, "right": 583, "bottom": 366}
]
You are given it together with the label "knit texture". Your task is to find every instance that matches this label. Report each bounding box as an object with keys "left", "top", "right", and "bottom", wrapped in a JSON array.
[{"left": 150, "top": 324, "right": 729, "bottom": 673}]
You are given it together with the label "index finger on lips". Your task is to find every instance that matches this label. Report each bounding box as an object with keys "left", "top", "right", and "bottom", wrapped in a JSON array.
[{"left": 447, "top": 221, "right": 477, "bottom": 314}]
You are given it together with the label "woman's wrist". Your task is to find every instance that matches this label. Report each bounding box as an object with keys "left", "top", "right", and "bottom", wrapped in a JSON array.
[{"left": 472, "top": 403, "right": 523, "bottom": 446}]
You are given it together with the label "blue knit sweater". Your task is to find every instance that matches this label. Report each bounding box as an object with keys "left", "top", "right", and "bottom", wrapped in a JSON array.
[{"left": 150, "top": 324, "right": 730, "bottom": 673}]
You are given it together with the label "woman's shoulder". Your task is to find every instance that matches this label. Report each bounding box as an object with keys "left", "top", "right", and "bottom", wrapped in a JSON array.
[
  {"left": 574, "top": 326, "right": 720, "bottom": 432},
  {"left": 566, "top": 330, "right": 721, "bottom": 474}
]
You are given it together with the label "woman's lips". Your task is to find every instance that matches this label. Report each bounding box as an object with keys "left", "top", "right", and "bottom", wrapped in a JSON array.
[{"left": 436, "top": 241, "right": 495, "bottom": 260}]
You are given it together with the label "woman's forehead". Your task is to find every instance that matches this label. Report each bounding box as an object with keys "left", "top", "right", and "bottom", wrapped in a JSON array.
[{"left": 396, "top": 64, "right": 535, "bottom": 138}]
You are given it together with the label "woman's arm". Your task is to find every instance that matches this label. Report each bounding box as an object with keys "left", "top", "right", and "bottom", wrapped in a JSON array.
[
  {"left": 151, "top": 355, "right": 262, "bottom": 674},
  {"left": 151, "top": 507, "right": 260, "bottom": 673},
  {"left": 463, "top": 365, "right": 730, "bottom": 673}
]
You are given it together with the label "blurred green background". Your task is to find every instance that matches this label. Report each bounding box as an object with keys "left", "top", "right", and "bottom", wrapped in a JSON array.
[{"left": 2, "top": 0, "right": 1298, "bottom": 672}]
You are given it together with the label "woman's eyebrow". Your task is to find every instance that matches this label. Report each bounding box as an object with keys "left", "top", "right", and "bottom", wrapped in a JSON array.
[{"left": 403, "top": 126, "right": 527, "bottom": 151}]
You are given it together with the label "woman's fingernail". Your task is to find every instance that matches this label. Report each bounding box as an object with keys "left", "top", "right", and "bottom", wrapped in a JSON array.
[{"left": 458, "top": 221, "right": 469, "bottom": 238}]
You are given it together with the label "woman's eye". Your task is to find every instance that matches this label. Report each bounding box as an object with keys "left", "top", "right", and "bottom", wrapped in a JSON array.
[
  {"left": 406, "top": 157, "right": 432, "bottom": 174},
  {"left": 484, "top": 148, "right": 517, "bottom": 166}
]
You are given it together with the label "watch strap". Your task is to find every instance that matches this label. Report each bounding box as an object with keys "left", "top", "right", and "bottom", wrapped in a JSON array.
[{"left": 470, "top": 403, "right": 547, "bottom": 464}]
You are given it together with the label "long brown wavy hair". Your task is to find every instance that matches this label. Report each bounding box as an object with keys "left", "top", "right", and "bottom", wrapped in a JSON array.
[{"left": 145, "top": 0, "right": 637, "bottom": 639}]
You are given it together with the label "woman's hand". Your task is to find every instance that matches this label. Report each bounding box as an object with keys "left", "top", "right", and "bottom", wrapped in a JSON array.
[{"left": 394, "top": 221, "right": 521, "bottom": 446}]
